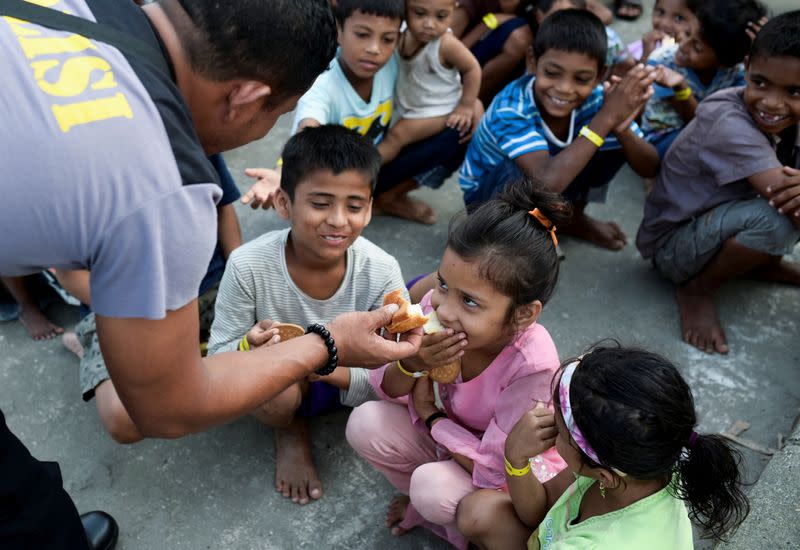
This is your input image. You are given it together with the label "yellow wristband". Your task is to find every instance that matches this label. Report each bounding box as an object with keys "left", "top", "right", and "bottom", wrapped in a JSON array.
[
  {"left": 238, "top": 336, "right": 251, "bottom": 352},
  {"left": 504, "top": 456, "right": 532, "bottom": 477},
  {"left": 482, "top": 13, "right": 498, "bottom": 30},
  {"left": 673, "top": 86, "right": 692, "bottom": 101},
  {"left": 397, "top": 360, "right": 428, "bottom": 379},
  {"left": 579, "top": 125, "right": 604, "bottom": 148}
]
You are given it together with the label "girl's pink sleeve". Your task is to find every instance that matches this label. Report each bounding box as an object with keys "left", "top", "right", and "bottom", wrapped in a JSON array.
[
  {"left": 431, "top": 374, "right": 566, "bottom": 488},
  {"left": 368, "top": 364, "right": 409, "bottom": 405}
]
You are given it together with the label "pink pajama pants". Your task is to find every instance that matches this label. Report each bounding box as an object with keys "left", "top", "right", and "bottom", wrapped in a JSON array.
[{"left": 346, "top": 400, "right": 474, "bottom": 550}]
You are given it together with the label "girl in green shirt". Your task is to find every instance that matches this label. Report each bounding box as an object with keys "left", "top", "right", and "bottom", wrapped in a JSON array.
[{"left": 456, "top": 345, "right": 749, "bottom": 549}]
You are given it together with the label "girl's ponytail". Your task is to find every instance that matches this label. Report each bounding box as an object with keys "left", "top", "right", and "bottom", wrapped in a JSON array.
[
  {"left": 675, "top": 433, "right": 750, "bottom": 540},
  {"left": 448, "top": 178, "right": 570, "bottom": 310},
  {"left": 494, "top": 177, "right": 572, "bottom": 229}
]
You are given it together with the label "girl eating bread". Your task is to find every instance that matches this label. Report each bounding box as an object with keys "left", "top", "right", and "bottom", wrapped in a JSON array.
[{"left": 346, "top": 178, "right": 569, "bottom": 549}]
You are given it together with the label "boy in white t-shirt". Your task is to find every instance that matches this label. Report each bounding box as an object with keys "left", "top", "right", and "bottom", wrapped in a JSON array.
[
  {"left": 243, "top": 0, "right": 469, "bottom": 224},
  {"left": 209, "top": 125, "right": 408, "bottom": 506}
]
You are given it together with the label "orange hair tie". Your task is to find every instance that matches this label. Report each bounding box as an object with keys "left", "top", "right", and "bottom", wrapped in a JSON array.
[{"left": 529, "top": 208, "right": 558, "bottom": 247}]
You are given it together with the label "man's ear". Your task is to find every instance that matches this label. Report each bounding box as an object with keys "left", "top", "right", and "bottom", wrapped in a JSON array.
[
  {"left": 226, "top": 81, "right": 271, "bottom": 121},
  {"left": 514, "top": 300, "right": 543, "bottom": 331},
  {"left": 337, "top": 21, "right": 344, "bottom": 46},
  {"left": 274, "top": 188, "right": 292, "bottom": 221}
]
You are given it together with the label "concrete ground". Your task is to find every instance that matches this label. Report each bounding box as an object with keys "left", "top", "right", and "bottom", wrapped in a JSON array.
[{"left": 1, "top": 2, "right": 799, "bottom": 549}]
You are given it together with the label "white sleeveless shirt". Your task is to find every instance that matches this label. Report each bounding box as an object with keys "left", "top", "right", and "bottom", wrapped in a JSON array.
[{"left": 395, "top": 34, "right": 463, "bottom": 119}]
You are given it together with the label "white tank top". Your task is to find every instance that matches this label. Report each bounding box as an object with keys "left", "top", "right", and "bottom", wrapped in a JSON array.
[{"left": 395, "top": 34, "right": 463, "bottom": 119}]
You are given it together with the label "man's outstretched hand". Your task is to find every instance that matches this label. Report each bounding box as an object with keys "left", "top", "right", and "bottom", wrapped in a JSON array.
[{"left": 327, "top": 305, "right": 423, "bottom": 368}]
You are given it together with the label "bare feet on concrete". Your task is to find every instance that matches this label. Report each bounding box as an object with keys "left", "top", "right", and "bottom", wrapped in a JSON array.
[
  {"left": 19, "top": 306, "right": 63, "bottom": 341},
  {"left": 375, "top": 193, "right": 437, "bottom": 225},
  {"left": 676, "top": 285, "right": 729, "bottom": 354},
  {"left": 385, "top": 494, "right": 411, "bottom": 536},
  {"left": 561, "top": 210, "right": 627, "bottom": 250},
  {"left": 274, "top": 418, "right": 323, "bottom": 505},
  {"left": 62, "top": 332, "right": 84, "bottom": 358}
]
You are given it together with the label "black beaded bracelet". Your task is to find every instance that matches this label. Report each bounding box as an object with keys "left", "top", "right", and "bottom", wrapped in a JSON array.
[
  {"left": 306, "top": 323, "right": 338, "bottom": 376},
  {"left": 425, "top": 411, "right": 448, "bottom": 431}
]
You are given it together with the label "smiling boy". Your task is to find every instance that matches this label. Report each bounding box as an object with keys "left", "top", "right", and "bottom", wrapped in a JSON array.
[
  {"left": 637, "top": 11, "right": 800, "bottom": 354},
  {"left": 208, "top": 126, "right": 409, "bottom": 505},
  {"left": 459, "top": 9, "right": 659, "bottom": 250}
]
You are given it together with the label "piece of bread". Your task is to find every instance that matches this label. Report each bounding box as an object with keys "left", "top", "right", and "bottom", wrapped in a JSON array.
[
  {"left": 429, "top": 361, "right": 461, "bottom": 383},
  {"left": 273, "top": 322, "right": 305, "bottom": 341},
  {"left": 383, "top": 289, "right": 428, "bottom": 333},
  {"left": 421, "top": 311, "right": 462, "bottom": 384},
  {"left": 423, "top": 310, "right": 445, "bottom": 335}
]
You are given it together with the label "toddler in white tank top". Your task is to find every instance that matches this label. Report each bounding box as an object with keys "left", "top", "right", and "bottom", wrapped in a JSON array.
[{"left": 378, "top": 0, "right": 482, "bottom": 164}]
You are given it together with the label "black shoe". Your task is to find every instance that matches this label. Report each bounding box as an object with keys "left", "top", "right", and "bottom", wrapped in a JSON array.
[{"left": 80, "top": 510, "right": 119, "bottom": 550}]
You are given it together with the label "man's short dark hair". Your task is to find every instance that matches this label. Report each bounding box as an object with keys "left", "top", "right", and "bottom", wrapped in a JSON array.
[
  {"left": 750, "top": 9, "right": 800, "bottom": 63},
  {"left": 280, "top": 125, "right": 381, "bottom": 199},
  {"left": 173, "top": 0, "right": 337, "bottom": 100},
  {"left": 688, "top": 0, "right": 767, "bottom": 67},
  {"left": 334, "top": 0, "right": 405, "bottom": 25},
  {"left": 533, "top": 9, "right": 607, "bottom": 72}
]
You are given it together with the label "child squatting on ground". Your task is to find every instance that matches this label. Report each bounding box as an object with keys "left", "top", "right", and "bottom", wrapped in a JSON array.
[
  {"left": 642, "top": 0, "right": 767, "bottom": 157},
  {"left": 636, "top": 10, "right": 800, "bottom": 355},
  {"left": 455, "top": 345, "right": 750, "bottom": 549},
  {"left": 459, "top": 9, "right": 660, "bottom": 251},
  {"left": 207, "top": 125, "right": 409, "bottom": 505},
  {"left": 346, "top": 179, "right": 570, "bottom": 549},
  {"left": 377, "top": 0, "right": 482, "bottom": 163}
]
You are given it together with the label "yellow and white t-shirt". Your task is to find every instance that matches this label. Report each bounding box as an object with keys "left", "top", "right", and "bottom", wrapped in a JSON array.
[{"left": 291, "top": 53, "right": 397, "bottom": 145}]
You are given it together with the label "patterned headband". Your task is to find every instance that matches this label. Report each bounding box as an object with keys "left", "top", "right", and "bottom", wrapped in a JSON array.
[{"left": 558, "top": 360, "right": 600, "bottom": 464}]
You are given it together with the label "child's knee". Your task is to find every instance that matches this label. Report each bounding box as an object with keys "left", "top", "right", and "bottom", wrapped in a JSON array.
[
  {"left": 455, "top": 490, "right": 484, "bottom": 538},
  {"left": 345, "top": 400, "right": 384, "bottom": 452},
  {"left": 254, "top": 383, "right": 302, "bottom": 427},
  {"left": 504, "top": 26, "right": 532, "bottom": 55},
  {"left": 95, "top": 382, "right": 141, "bottom": 444},
  {"left": 736, "top": 199, "right": 800, "bottom": 254},
  {"left": 409, "top": 462, "right": 462, "bottom": 525}
]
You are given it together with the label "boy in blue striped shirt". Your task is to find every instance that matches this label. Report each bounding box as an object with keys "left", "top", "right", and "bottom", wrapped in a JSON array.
[{"left": 459, "top": 9, "right": 659, "bottom": 250}]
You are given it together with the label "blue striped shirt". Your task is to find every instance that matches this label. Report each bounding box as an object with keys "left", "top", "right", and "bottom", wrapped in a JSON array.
[{"left": 459, "top": 75, "right": 642, "bottom": 203}]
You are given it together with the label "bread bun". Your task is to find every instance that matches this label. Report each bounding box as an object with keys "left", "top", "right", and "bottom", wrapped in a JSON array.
[
  {"left": 429, "top": 361, "right": 461, "bottom": 383},
  {"left": 383, "top": 289, "right": 428, "bottom": 333},
  {"left": 421, "top": 311, "right": 461, "bottom": 383},
  {"left": 273, "top": 323, "right": 305, "bottom": 341}
]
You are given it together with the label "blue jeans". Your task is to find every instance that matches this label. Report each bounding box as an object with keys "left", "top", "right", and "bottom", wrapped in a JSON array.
[
  {"left": 653, "top": 197, "right": 800, "bottom": 284},
  {"left": 470, "top": 18, "right": 528, "bottom": 66},
  {"left": 463, "top": 149, "right": 627, "bottom": 207},
  {"left": 376, "top": 127, "right": 465, "bottom": 195}
]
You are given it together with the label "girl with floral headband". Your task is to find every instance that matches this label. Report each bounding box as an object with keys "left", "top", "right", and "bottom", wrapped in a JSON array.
[
  {"left": 457, "top": 344, "right": 750, "bottom": 549},
  {"left": 346, "top": 178, "right": 569, "bottom": 549}
]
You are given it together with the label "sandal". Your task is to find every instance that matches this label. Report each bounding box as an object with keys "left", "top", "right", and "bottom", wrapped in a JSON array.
[{"left": 613, "top": 0, "right": 643, "bottom": 21}]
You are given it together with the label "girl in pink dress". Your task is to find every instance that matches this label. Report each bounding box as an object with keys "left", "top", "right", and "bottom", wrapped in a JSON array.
[{"left": 346, "top": 178, "right": 569, "bottom": 549}]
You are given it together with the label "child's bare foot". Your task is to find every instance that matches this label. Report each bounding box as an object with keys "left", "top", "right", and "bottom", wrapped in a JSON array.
[
  {"left": 676, "top": 285, "right": 729, "bottom": 354},
  {"left": 18, "top": 306, "right": 63, "bottom": 341},
  {"left": 61, "top": 332, "right": 84, "bottom": 358},
  {"left": 385, "top": 495, "right": 411, "bottom": 536},
  {"left": 274, "top": 419, "right": 323, "bottom": 505},
  {"left": 375, "top": 194, "right": 437, "bottom": 225},
  {"left": 561, "top": 211, "right": 627, "bottom": 250}
]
